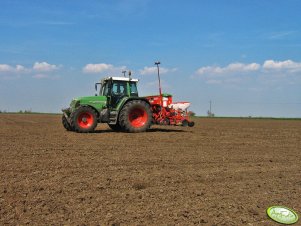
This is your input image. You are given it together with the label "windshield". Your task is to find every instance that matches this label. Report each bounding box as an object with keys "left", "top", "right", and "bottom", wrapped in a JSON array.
[
  {"left": 112, "top": 81, "right": 127, "bottom": 95},
  {"left": 101, "top": 82, "right": 110, "bottom": 96}
]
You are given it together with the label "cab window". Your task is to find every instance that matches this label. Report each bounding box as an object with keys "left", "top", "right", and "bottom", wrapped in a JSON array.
[
  {"left": 130, "top": 82, "right": 138, "bottom": 96},
  {"left": 112, "top": 81, "right": 127, "bottom": 95}
]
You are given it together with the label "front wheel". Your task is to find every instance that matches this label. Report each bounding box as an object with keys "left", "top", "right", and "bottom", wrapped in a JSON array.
[
  {"left": 182, "top": 119, "right": 189, "bottom": 127},
  {"left": 62, "top": 115, "right": 73, "bottom": 131},
  {"left": 119, "top": 100, "right": 152, "bottom": 133},
  {"left": 70, "top": 106, "right": 98, "bottom": 133}
]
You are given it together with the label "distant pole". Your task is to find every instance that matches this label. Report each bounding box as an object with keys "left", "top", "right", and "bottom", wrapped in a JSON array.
[
  {"left": 210, "top": 100, "right": 212, "bottom": 114},
  {"left": 154, "top": 61, "right": 162, "bottom": 97},
  {"left": 154, "top": 61, "right": 162, "bottom": 106}
]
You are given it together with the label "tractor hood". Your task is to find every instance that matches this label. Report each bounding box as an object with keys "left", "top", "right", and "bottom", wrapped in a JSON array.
[
  {"left": 70, "top": 95, "right": 107, "bottom": 110},
  {"left": 73, "top": 95, "right": 107, "bottom": 103}
]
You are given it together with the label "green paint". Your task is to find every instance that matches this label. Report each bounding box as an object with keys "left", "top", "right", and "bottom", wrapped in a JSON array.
[
  {"left": 63, "top": 77, "right": 147, "bottom": 123},
  {"left": 71, "top": 96, "right": 107, "bottom": 111},
  {"left": 267, "top": 206, "right": 299, "bottom": 224}
]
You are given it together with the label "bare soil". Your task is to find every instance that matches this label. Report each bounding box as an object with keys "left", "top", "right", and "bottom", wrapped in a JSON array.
[{"left": 0, "top": 114, "right": 300, "bottom": 225}]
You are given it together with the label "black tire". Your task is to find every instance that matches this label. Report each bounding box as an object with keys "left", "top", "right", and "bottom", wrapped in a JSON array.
[
  {"left": 182, "top": 119, "right": 189, "bottom": 127},
  {"left": 70, "top": 106, "right": 98, "bottom": 133},
  {"left": 119, "top": 100, "right": 152, "bottom": 133},
  {"left": 188, "top": 121, "right": 195, "bottom": 127},
  {"left": 62, "top": 115, "right": 73, "bottom": 131},
  {"left": 108, "top": 123, "right": 123, "bottom": 132}
]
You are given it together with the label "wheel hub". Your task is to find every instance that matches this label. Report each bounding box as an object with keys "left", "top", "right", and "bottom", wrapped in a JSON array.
[
  {"left": 129, "top": 108, "right": 147, "bottom": 128},
  {"left": 77, "top": 112, "right": 94, "bottom": 129}
]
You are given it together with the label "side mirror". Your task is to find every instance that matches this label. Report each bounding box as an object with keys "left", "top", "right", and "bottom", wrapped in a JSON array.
[{"left": 95, "top": 82, "right": 101, "bottom": 96}]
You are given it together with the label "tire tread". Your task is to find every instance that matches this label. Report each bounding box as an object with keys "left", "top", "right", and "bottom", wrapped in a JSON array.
[
  {"left": 119, "top": 100, "right": 152, "bottom": 133},
  {"left": 70, "top": 106, "right": 97, "bottom": 133}
]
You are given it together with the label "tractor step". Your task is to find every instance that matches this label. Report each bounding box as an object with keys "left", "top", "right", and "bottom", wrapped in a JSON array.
[{"left": 109, "top": 110, "right": 118, "bottom": 124}]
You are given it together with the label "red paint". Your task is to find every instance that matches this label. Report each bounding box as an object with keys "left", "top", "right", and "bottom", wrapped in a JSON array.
[
  {"left": 145, "top": 94, "right": 194, "bottom": 126},
  {"left": 129, "top": 108, "right": 148, "bottom": 128},
  {"left": 77, "top": 112, "right": 94, "bottom": 129}
]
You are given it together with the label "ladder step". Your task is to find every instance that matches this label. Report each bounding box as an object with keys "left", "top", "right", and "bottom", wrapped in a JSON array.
[{"left": 109, "top": 111, "right": 118, "bottom": 123}]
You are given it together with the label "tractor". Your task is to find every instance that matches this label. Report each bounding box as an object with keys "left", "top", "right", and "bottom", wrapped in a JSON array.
[{"left": 62, "top": 63, "right": 194, "bottom": 133}]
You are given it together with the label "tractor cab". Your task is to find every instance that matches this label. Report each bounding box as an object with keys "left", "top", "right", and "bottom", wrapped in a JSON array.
[{"left": 97, "top": 77, "right": 139, "bottom": 108}]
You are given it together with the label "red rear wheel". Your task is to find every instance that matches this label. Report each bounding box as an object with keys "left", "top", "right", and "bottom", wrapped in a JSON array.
[
  {"left": 128, "top": 108, "right": 148, "bottom": 128},
  {"left": 119, "top": 100, "right": 152, "bottom": 132}
]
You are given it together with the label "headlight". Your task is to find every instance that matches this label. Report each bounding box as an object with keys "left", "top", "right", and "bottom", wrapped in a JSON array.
[{"left": 75, "top": 101, "right": 80, "bottom": 108}]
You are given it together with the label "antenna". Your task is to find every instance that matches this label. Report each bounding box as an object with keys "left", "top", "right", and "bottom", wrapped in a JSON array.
[{"left": 128, "top": 70, "right": 132, "bottom": 79}]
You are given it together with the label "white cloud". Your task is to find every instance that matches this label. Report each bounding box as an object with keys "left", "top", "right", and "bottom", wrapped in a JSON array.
[
  {"left": 196, "top": 62, "right": 260, "bottom": 76},
  {"left": 0, "top": 62, "right": 61, "bottom": 80},
  {"left": 139, "top": 66, "right": 177, "bottom": 75},
  {"left": 83, "top": 63, "right": 113, "bottom": 73},
  {"left": 16, "top": 65, "right": 27, "bottom": 72},
  {"left": 196, "top": 60, "right": 301, "bottom": 77},
  {"left": 263, "top": 60, "right": 301, "bottom": 72},
  {"left": 227, "top": 63, "right": 260, "bottom": 72},
  {"left": 1, "top": 62, "right": 60, "bottom": 74},
  {"left": 82, "top": 63, "right": 127, "bottom": 75},
  {"left": 0, "top": 64, "right": 30, "bottom": 73},
  {"left": 139, "top": 66, "right": 157, "bottom": 75},
  {"left": 194, "top": 59, "right": 301, "bottom": 86},
  {"left": 33, "top": 62, "right": 59, "bottom": 72},
  {"left": 0, "top": 64, "right": 14, "bottom": 72}
]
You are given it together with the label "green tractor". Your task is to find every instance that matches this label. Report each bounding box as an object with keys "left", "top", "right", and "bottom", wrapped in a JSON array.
[{"left": 62, "top": 76, "right": 152, "bottom": 133}]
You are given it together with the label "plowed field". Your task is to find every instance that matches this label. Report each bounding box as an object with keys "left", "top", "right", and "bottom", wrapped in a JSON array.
[{"left": 1, "top": 114, "right": 300, "bottom": 225}]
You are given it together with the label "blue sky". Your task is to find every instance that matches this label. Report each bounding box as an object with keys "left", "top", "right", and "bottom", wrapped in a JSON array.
[{"left": 0, "top": 0, "right": 300, "bottom": 117}]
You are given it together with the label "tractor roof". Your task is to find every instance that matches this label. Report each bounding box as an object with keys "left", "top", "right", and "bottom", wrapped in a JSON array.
[{"left": 102, "top": 76, "right": 139, "bottom": 82}]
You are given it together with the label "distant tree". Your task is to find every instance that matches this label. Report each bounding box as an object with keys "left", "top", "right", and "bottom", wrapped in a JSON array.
[
  {"left": 19, "top": 110, "right": 23, "bottom": 113},
  {"left": 188, "top": 111, "right": 196, "bottom": 117},
  {"left": 0, "top": 110, "right": 2, "bottom": 113}
]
